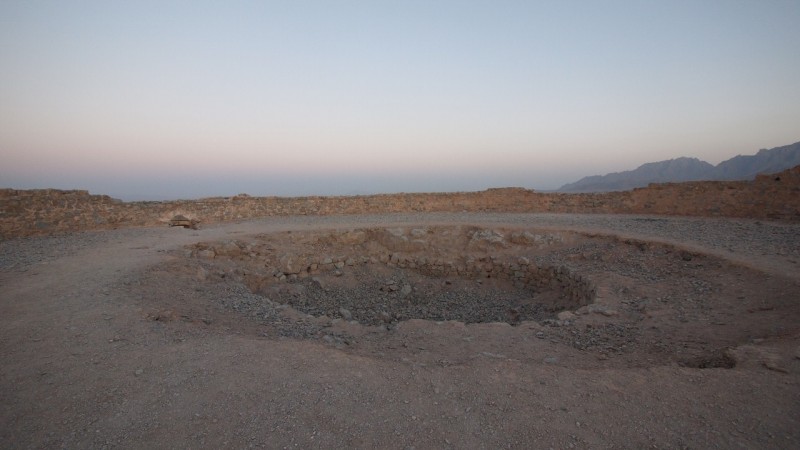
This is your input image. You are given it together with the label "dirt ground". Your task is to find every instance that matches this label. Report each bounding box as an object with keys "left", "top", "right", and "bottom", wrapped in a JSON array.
[{"left": 1, "top": 213, "right": 799, "bottom": 449}]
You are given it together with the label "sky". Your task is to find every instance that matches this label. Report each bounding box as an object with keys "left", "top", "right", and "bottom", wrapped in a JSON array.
[{"left": 1, "top": 1, "right": 799, "bottom": 200}]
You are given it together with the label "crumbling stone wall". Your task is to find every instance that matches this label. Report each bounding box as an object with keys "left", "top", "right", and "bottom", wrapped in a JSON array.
[
  {"left": 190, "top": 228, "right": 596, "bottom": 315},
  {"left": 1, "top": 165, "right": 798, "bottom": 239}
]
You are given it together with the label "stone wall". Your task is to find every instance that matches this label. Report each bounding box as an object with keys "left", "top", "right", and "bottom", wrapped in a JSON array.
[
  {"left": 188, "top": 226, "right": 596, "bottom": 320},
  {"left": 2, "top": 165, "right": 798, "bottom": 239},
  {"left": 254, "top": 252, "right": 593, "bottom": 314}
]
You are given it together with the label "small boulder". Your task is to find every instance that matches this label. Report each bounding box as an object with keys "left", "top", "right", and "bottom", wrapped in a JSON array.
[
  {"left": 557, "top": 311, "right": 576, "bottom": 321},
  {"left": 339, "top": 307, "right": 353, "bottom": 321},
  {"left": 169, "top": 215, "right": 200, "bottom": 229},
  {"left": 467, "top": 229, "right": 507, "bottom": 250}
]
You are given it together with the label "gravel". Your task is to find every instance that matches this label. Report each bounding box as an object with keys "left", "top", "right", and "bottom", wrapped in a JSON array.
[
  {"left": 2, "top": 213, "right": 798, "bottom": 275},
  {"left": 266, "top": 266, "right": 554, "bottom": 326},
  {"left": 0, "top": 228, "right": 157, "bottom": 271},
  {"left": 241, "top": 213, "right": 800, "bottom": 267},
  {"left": 3, "top": 212, "right": 799, "bottom": 449}
]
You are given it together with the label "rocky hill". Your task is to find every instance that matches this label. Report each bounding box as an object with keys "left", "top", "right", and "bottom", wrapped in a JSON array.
[
  {"left": 558, "top": 141, "right": 800, "bottom": 192},
  {"left": 3, "top": 165, "right": 799, "bottom": 239}
]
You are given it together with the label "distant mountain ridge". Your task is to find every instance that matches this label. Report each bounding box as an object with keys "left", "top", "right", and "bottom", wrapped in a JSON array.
[{"left": 558, "top": 141, "right": 800, "bottom": 192}]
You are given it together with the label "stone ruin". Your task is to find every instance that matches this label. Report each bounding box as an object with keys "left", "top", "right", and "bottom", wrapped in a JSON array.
[{"left": 186, "top": 226, "right": 596, "bottom": 326}]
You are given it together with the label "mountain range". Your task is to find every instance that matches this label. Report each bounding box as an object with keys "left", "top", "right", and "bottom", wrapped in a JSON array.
[{"left": 557, "top": 141, "right": 800, "bottom": 193}]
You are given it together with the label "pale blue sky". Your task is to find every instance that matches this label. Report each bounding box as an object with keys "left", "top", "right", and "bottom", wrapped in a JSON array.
[{"left": 1, "top": 1, "right": 799, "bottom": 200}]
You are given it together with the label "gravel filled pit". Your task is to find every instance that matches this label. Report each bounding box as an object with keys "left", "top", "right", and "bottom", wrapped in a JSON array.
[
  {"left": 188, "top": 226, "right": 595, "bottom": 326},
  {"left": 263, "top": 261, "right": 592, "bottom": 326}
]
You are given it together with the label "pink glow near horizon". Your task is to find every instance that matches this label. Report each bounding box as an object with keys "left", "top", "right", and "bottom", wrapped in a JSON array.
[{"left": 1, "top": 1, "right": 799, "bottom": 200}]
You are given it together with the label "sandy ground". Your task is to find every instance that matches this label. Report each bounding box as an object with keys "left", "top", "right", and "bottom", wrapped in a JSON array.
[{"left": 1, "top": 213, "right": 799, "bottom": 449}]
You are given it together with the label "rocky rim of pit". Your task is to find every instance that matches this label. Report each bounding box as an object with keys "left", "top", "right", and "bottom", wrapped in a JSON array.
[
  {"left": 150, "top": 223, "right": 800, "bottom": 371},
  {"left": 185, "top": 226, "right": 595, "bottom": 326}
]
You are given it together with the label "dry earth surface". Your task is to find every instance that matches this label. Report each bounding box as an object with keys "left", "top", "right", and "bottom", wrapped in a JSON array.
[{"left": 1, "top": 213, "right": 799, "bottom": 449}]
